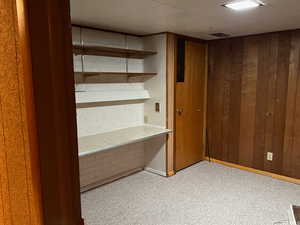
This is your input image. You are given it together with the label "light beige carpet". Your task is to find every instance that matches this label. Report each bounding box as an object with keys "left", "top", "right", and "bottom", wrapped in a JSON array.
[{"left": 81, "top": 161, "right": 300, "bottom": 225}]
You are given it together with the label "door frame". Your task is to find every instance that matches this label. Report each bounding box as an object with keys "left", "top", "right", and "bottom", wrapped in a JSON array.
[
  {"left": 27, "top": 0, "right": 83, "bottom": 224},
  {"left": 1, "top": 0, "right": 82, "bottom": 224},
  {"left": 166, "top": 33, "right": 177, "bottom": 176},
  {"left": 166, "top": 34, "right": 208, "bottom": 174}
]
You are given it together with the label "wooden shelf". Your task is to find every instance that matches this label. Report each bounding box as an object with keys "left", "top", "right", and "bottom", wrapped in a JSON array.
[
  {"left": 75, "top": 72, "right": 157, "bottom": 77},
  {"left": 78, "top": 125, "right": 171, "bottom": 157},
  {"left": 75, "top": 90, "right": 150, "bottom": 104},
  {"left": 73, "top": 45, "right": 157, "bottom": 59}
]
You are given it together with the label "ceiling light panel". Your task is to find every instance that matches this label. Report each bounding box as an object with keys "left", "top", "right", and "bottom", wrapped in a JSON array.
[{"left": 224, "top": 0, "right": 263, "bottom": 11}]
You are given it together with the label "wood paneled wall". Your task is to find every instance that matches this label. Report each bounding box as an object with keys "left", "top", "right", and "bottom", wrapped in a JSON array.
[
  {"left": 0, "top": 0, "right": 44, "bottom": 224},
  {"left": 208, "top": 30, "right": 300, "bottom": 179}
]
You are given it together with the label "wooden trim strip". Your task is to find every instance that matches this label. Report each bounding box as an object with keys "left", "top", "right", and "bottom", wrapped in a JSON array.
[
  {"left": 71, "top": 24, "right": 207, "bottom": 42},
  {"left": 166, "top": 33, "right": 176, "bottom": 177},
  {"left": 15, "top": 0, "right": 45, "bottom": 223},
  {"left": 27, "top": 0, "right": 82, "bottom": 224},
  {"left": 143, "top": 32, "right": 206, "bottom": 43},
  {"left": 72, "top": 24, "right": 142, "bottom": 37},
  {"left": 207, "top": 28, "right": 300, "bottom": 41},
  {"left": 0, "top": 0, "right": 44, "bottom": 224},
  {"left": 205, "top": 157, "right": 300, "bottom": 185},
  {"left": 167, "top": 170, "right": 176, "bottom": 177},
  {"left": 203, "top": 44, "right": 208, "bottom": 159}
]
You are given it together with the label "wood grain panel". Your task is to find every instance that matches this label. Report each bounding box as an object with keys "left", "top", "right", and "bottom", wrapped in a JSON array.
[
  {"left": 26, "top": 0, "right": 82, "bottom": 224},
  {"left": 263, "top": 34, "right": 278, "bottom": 173},
  {"left": 253, "top": 36, "right": 270, "bottom": 170},
  {"left": 0, "top": 172, "right": 4, "bottom": 225},
  {"left": 282, "top": 31, "right": 300, "bottom": 177},
  {"left": 271, "top": 33, "right": 290, "bottom": 174},
  {"left": 0, "top": 97, "right": 11, "bottom": 225},
  {"left": 166, "top": 33, "right": 176, "bottom": 176},
  {"left": 290, "top": 31, "right": 300, "bottom": 179},
  {"left": 220, "top": 40, "right": 232, "bottom": 161},
  {"left": 0, "top": 0, "right": 44, "bottom": 224},
  {"left": 208, "top": 30, "right": 300, "bottom": 180},
  {"left": 238, "top": 37, "right": 258, "bottom": 167},
  {"left": 208, "top": 41, "right": 225, "bottom": 160},
  {"left": 227, "top": 38, "right": 243, "bottom": 163}
]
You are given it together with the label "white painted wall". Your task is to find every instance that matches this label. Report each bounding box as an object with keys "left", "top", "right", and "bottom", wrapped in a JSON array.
[
  {"left": 72, "top": 27, "right": 146, "bottom": 137},
  {"left": 143, "top": 34, "right": 167, "bottom": 126},
  {"left": 73, "top": 27, "right": 144, "bottom": 74},
  {"left": 143, "top": 34, "right": 168, "bottom": 175}
]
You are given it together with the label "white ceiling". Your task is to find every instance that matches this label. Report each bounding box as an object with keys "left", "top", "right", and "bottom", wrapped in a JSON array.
[{"left": 70, "top": 0, "right": 300, "bottom": 40}]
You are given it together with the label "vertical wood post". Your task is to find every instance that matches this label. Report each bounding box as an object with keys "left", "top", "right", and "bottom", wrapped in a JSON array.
[
  {"left": 0, "top": 0, "right": 83, "bottom": 224},
  {"left": 26, "top": 0, "right": 83, "bottom": 224},
  {"left": 166, "top": 33, "right": 176, "bottom": 176},
  {"left": 0, "top": 0, "right": 44, "bottom": 224}
]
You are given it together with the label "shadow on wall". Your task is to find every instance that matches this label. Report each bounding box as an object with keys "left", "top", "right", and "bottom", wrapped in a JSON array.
[{"left": 144, "top": 135, "right": 167, "bottom": 176}]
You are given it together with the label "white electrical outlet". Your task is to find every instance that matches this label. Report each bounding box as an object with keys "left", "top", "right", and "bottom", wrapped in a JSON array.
[{"left": 267, "top": 152, "right": 273, "bottom": 161}]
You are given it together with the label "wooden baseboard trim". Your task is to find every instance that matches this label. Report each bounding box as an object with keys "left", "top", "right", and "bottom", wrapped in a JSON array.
[
  {"left": 205, "top": 157, "right": 300, "bottom": 185},
  {"left": 167, "top": 170, "right": 176, "bottom": 177}
]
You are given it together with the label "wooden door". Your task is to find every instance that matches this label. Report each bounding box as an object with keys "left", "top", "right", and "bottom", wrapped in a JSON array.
[{"left": 175, "top": 40, "right": 206, "bottom": 171}]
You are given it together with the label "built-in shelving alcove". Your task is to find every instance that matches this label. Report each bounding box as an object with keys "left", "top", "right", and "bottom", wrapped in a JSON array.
[{"left": 72, "top": 26, "right": 170, "bottom": 191}]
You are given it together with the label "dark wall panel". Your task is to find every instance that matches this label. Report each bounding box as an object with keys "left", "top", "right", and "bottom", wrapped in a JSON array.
[{"left": 208, "top": 30, "right": 300, "bottom": 179}]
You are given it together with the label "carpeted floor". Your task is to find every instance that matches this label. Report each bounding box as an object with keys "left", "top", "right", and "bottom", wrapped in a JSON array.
[{"left": 81, "top": 161, "right": 300, "bottom": 225}]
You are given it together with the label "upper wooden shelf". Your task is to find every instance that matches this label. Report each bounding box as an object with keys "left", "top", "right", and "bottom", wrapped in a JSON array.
[
  {"left": 75, "top": 72, "right": 157, "bottom": 77},
  {"left": 73, "top": 45, "right": 157, "bottom": 59}
]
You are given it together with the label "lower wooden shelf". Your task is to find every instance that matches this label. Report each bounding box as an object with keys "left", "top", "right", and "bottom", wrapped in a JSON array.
[{"left": 78, "top": 125, "right": 171, "bottom": 157}]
